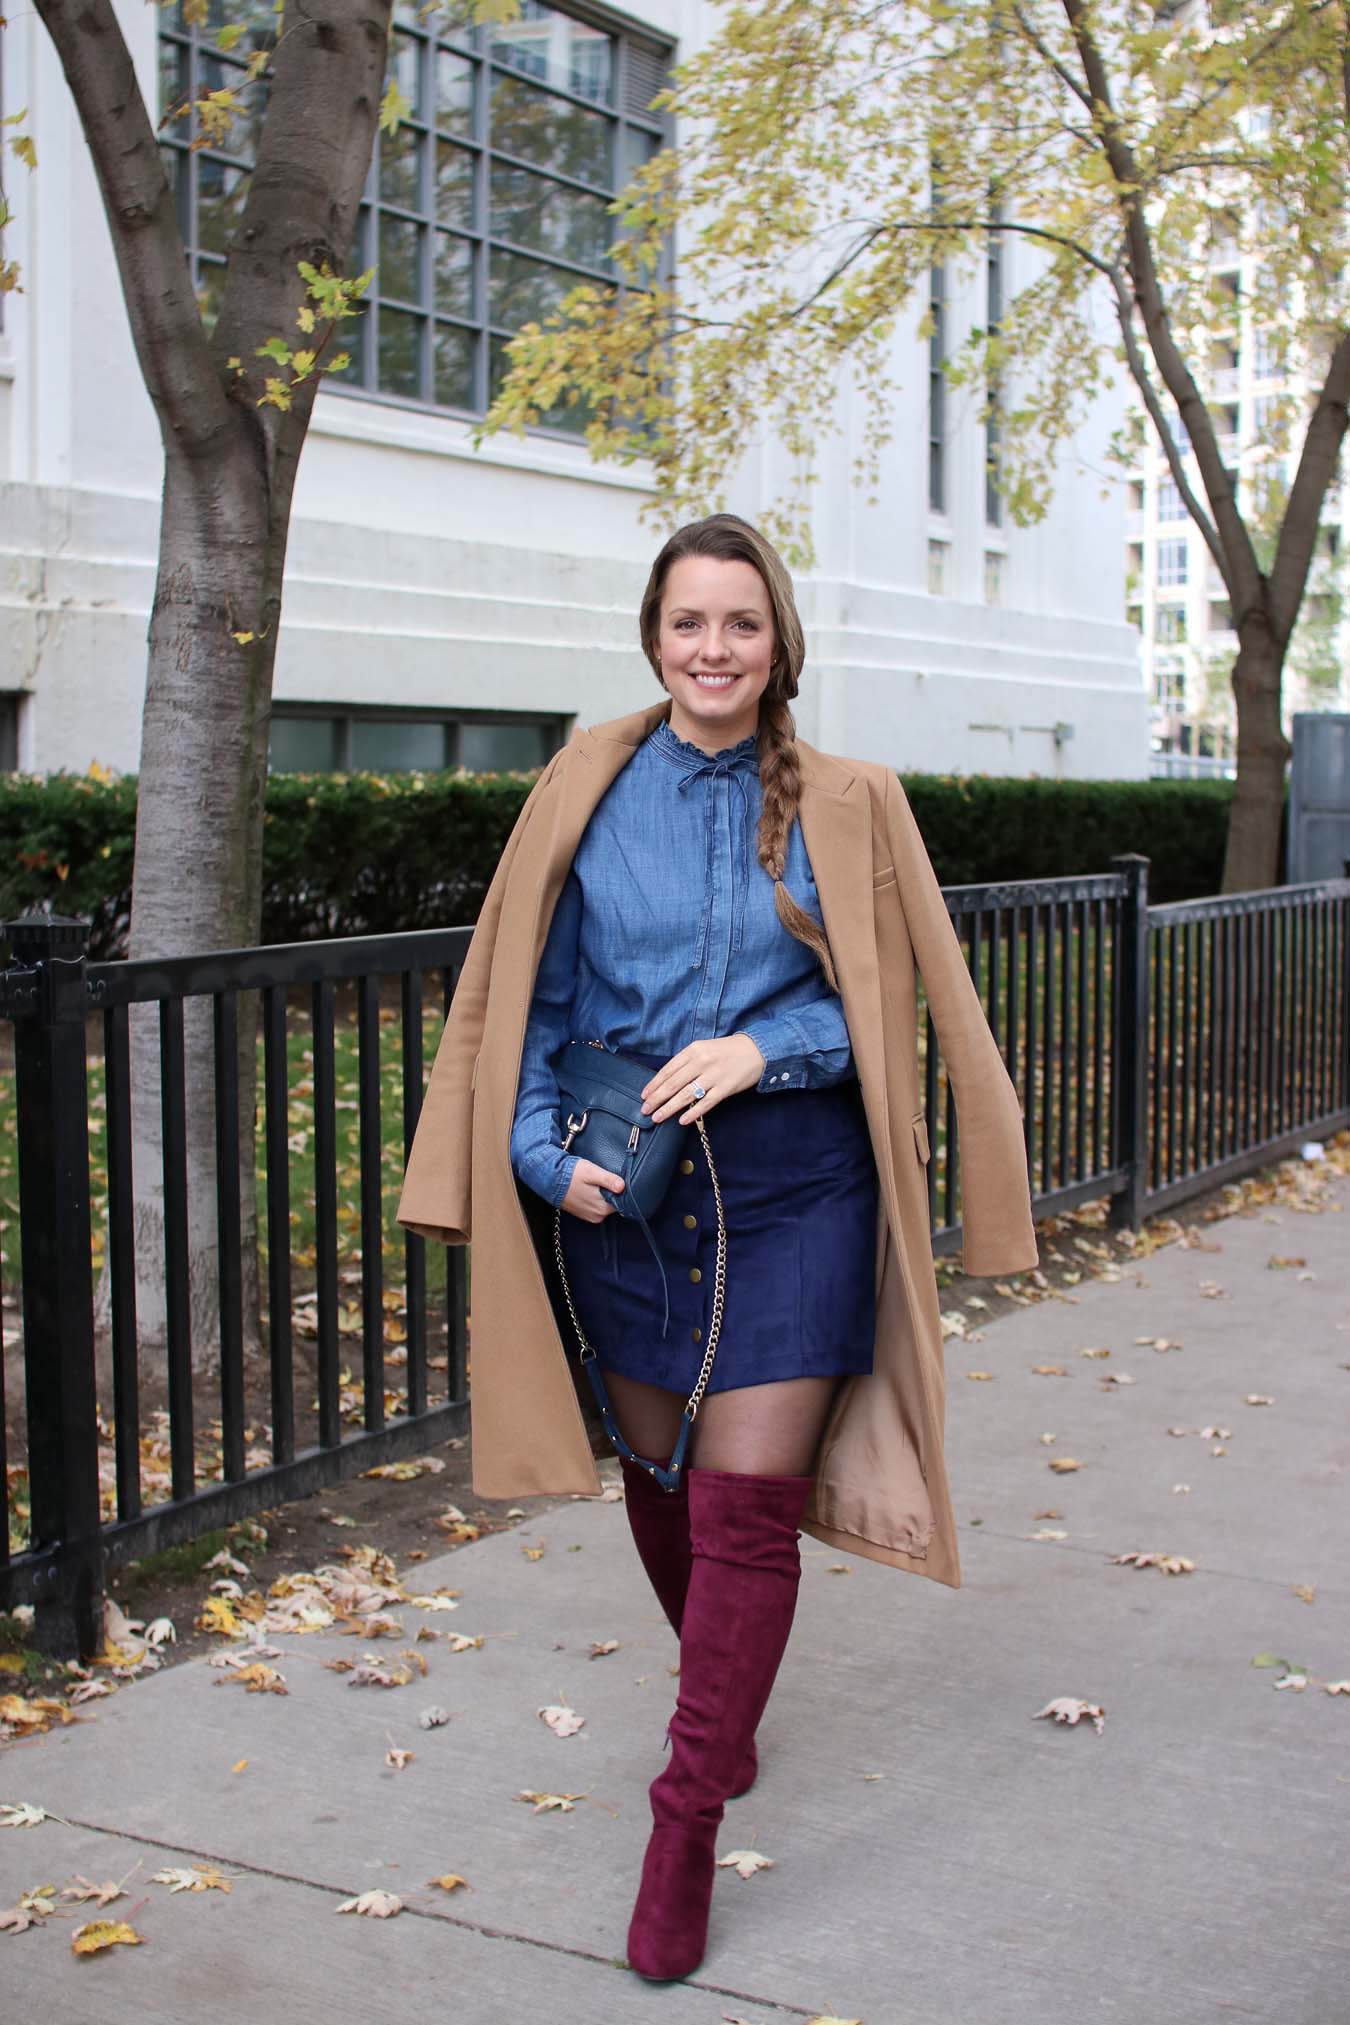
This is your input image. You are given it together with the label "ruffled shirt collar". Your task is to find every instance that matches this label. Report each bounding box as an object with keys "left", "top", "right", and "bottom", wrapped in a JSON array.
[{"left": 648, "top": 715, "right": 760, "bottom": 779}]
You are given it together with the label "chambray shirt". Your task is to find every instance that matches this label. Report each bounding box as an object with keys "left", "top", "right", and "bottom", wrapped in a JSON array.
[{"left": 510, "top": 717, "right": 855, "bottom": 1208}]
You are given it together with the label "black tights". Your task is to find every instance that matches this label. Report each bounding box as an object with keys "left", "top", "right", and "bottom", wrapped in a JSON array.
[{"left": 603, "top": 1369, "right": 841, "bottom": 1478}]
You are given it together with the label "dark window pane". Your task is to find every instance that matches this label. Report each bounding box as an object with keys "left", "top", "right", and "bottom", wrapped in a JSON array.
[
  {"left": 490, "top": 161, "right": 612, "bottom": 266},
  {"left": 434, "top": 140, "right": 476, "bottom": 228},
  {"left": 387, "top": 29, "right": 422, "bottom": 117},
  {"left": 351, "top": 719, "right": 447, "bottom": 771},
  {"left": 378, "top": 213, "right": 423, "bottom": 302},
  {"left": 379, "top": 122, "right": 423, "bottom": 210},
  {"left": 330, "top": 308, "right": 367, "bottom": 386},
  {"left": 491, "top": 2, "right": 613, "bottom": 108},
  {"left": 489, "top": 248, "right": 604, "bottom": 327},
  {"left": 194, "top": 259, "right": 227, "bottom": 332},
  {"left": 161, "top": 146, "right": 190, "bottom": 240},
  {"left": 434, "top": 233, "right": 476, "bottom": 317},
  {"left": 490, "top": 333, "right": 590, "bottom": 433},
  {"left": 0, "top": 694, "right": 20, "bottom": 773},
  {"left": 491, "top": 73, "right": 612, "bottom": 188},
  {"left": 436, "top": 50, "right": 476, "bottom": 136},
  {"left": 159, "top": 38, "right": 187, "bottom": 121},
  {"left": 270, "top": 716, "right": 341, "bottom": 772},
  {"left": 197, "top": 158, "right": 250, "bottom": 255},
  {"left": 618, "top": 123, "right": 659, "bottom": 186},
  {"left": 459, "top": 719, "right": 553, "bottom": 771},
  {"left": 434, "top": 323, "right": 476, "bottom": 408},
  {"left": 378, "top": 307, "right": 424, "bottom": 397}
]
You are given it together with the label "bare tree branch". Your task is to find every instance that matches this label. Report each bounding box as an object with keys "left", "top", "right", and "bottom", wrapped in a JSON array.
[
  {"left": 1060, "top": 0, "right": 1261, "bottom": 609},
  {"left": 1106, "top": 255, "right": 1224, "bottom": 573},
  {"left": 1268, "top": 331, "right": 1350, "bottom": 642},
  {"left": 32, "top": 0, "right": 229, "bottom": 459}
]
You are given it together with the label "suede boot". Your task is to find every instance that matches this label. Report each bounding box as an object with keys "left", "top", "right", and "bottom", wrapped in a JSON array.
[
  {"left": 619, "top": 1456, "right": 758, "bottom": 1797},
  {"left": 626, "top": 1466, "right": 811, "bottom": 1983}
]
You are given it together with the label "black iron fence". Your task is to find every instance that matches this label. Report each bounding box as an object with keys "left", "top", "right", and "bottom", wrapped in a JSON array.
[{"left": 2, "top": 855, "right": 1348, "bottom": 1654}]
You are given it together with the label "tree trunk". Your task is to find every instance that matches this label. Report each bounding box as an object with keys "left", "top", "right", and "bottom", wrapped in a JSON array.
[
  {"left": 1222, "top": 630, "right": 1291, "bottom": 895},
  {"left": 126, "top": 433, "right": 284, "bottom": 1362}
]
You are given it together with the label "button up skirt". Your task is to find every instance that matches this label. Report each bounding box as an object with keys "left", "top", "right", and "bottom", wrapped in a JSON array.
[{"left": 557, "top": 1049, "right": 878, "bottom": 1396}]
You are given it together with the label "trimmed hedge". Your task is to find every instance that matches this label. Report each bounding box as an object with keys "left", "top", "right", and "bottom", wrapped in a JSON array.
[{"left": 1, "top": 765, "right": 1248, "bottom": 963}]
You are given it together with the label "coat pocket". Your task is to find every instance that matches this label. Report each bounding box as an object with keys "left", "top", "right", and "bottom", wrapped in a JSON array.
[{"left": 911, "top": 1111, "right": 931, "bottom": 1164}]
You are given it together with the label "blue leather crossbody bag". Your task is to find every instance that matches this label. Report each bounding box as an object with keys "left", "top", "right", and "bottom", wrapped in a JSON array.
[{"left": 551, "top": 1039, "right": 726, "bottom": 1493}]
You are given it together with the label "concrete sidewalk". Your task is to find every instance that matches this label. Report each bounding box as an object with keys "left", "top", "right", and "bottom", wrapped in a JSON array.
[{"left": 3, "top": 1167, "right": 1348, "bottom": 2024}]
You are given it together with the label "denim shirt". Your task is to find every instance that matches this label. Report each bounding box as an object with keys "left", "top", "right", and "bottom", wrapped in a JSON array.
[{"left": 510, "top": 716, "right": 855, "bottom": 1208}]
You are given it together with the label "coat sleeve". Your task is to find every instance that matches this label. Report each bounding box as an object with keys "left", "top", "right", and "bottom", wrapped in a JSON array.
[
  {"left": 397, "top": 751, "right": 563, "bottom": 1246},
  {"left": 882, "top": 766, "right": 1039, "bottom": 1277}
]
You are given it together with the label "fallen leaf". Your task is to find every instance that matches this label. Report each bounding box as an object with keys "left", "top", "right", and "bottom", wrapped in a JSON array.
[
  {"left": 1250, "top": 1651, "right": 1289, "bottom": 1669},
  {"left": 448, "top": 1635, "right": 484, "bottom": 1653},
  {"left": 716, "top": 1848, "right": 775, "bottom": 1880},
  {"left": 1078, "top": 1346, "right": 1111, "bottom": 1359},
  {"left": 1038, "top": 1431, "right": 1057, "bottom": 1444},
  {"left": 1, "top": 1899, "right": 52, "bottom": 1933},
  {"left": 538, "top": 1704, "right": 585, "bottom": 1738},
  {"left": 1032, "top": 1696, "right": 1105, "bottom": 1733},
  {"left": 213, "top": 1662, "right": 287, "bottom": 1694},
  {"left": 966, "top": 1369, "right": 994, "bottom": 1381},
  {"left": 1100, "top": 1372, "right": 1136, "bottom": 1387},
  {"left": 522, "top": 1545, "right": 546, "bottom": 1561},
  {"left": 1292, "top": 1585, "right": 1316, "bottom": 1604},
  {"left": 1324, "top": 1680, "right": 1350, "bottom": 1695},
  {"left": 1110, "top": 1551, "right": 1195, "bottom": 1575},
  {"left": 1274, "top": 1672, "right": 1308, "bottom": 1692},
  {"left": 588, "top": 1640, "right": 620, "bottom": 1659},
  {"left": 1136, "top": 1336, "right": 1183, "bottom": 1352},
  {"left": 152, "top": 1865, "right": 233, "bottom": 1893},
  {"left": 516, "top": 1790, "right": 586, "bottom": 1813},
  {"left": 1244, "top": 1394, "right": 1274, "bottom": 1406},
  {"left": 419, "top": 1705, "right": 452, "bottom": 1729},
  {"left": 336, "top": 1889, "right": 403, "bottom": 1917},
  {"left": 385, "top": 1748, "right": 415, "bottom": 1770},
  {"left": 428, "top": 1873, "right": 469, "bottom": 1892},
  {"left": 1031, "top": 1364, "right": 1067, "bottom": 1377},
  {"left": 1027, "top": 1528, "right": 1068, "bottom": 1541},
  {"left": 1267, "top": 1255, "right": 1306, "bottom": 1269},
  {"left": 1033, "top": 1508, "right": 1063, "bottom": 1520},
  {"left": 71, "top": 1919, "right": 144, "bottom": 1954},
  {"left": 1048, "top": 1457, "right": 1082, "bottom": 1473},
  {"left": 60, "top": 1876, "right": 126, "bottom": 1909},
  {"left": 0, "top": 1804, "right": 47, "bottom": 1829}
]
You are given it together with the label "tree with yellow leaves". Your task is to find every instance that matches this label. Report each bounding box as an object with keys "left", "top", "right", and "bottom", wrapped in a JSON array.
[{"left": 486, "top": 0, "right": 1350, "bottom": 893}]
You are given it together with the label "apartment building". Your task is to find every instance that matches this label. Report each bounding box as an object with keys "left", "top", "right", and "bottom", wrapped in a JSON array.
[{"left": 1, "top": 0, "right": 1145, "bottom": 782}]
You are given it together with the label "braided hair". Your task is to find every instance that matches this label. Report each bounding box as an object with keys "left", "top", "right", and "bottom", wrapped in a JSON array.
[{"left": 638, "top": 513, "right": 839, "bottom": 994}]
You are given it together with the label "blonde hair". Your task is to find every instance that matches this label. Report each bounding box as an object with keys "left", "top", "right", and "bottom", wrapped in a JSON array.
[{"left": 638, "top": 514, "right": 838, "bottom": 993}]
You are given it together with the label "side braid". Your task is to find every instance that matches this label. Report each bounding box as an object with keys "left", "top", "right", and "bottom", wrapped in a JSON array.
[{"left": 756, "top": 692, "right": 840, "bottom": 994}]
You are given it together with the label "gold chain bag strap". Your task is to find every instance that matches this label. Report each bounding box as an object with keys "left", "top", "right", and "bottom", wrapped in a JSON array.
[{"left": 552, "top": 1111, "right": 727, "bottom": 1492}]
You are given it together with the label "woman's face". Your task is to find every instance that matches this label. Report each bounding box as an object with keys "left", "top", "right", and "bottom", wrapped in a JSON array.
[{"left": 656, "top": 554, "right": 777, "bottom": 752}]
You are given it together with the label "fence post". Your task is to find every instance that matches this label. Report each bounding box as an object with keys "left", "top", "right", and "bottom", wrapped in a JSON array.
[
  {"left": 6, "top": 913, "right": 104, "bottom": 1657},
  {"left": 1108, "top": 855, "right": 1150, "bottom": 1233}
]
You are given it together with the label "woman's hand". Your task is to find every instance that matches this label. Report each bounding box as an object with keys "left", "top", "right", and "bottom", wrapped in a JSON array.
[
  {"left": 561, "top": 1157, "right": 627, "bottom": 1223},
  {"left": 639, "top": 1033, "right": 766, "bottom": 1126}
]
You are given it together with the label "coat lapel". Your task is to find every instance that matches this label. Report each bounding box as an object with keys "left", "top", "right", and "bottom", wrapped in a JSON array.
[{"left": 797, "top": 769, "right": 901, "bottom": 1252}]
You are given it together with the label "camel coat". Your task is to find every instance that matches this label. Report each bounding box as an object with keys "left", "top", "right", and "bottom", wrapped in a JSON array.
[{"left": 398, "top": 697, "right": 1038, "bottom": 1588}]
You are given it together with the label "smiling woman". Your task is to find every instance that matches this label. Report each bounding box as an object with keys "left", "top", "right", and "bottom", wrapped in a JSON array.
[{"left": 398, "top": 509, "right": 1037, "bottom": 1986}]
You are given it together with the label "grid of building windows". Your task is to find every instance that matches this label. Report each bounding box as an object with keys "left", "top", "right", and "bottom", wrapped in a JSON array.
[
  {"left": 268, "top": 705, "right": 568, "bottom": 775},
  {"left": 984, "top": 207, "right": 1004, "bottom": 527},
  {"left": 928, "top": 261, "right": 946, "bottom": 514},
  {"left": 159, "top": 0, "right": 670, "bottom": 433}
]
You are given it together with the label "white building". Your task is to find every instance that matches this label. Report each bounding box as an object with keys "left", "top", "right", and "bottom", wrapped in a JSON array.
[{"left": 0, "top": 0, "right": 1145, "bottom": 783}]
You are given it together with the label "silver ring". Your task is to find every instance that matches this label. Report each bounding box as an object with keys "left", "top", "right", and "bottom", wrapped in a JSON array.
[{"left": 690, "top": 1083, "right": 706, "bottom": 1101}]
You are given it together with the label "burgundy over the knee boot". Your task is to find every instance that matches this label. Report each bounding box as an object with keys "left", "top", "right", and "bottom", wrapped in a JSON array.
[
  {"left": 625, "top": 1466, "right": 811, "bottom": 1983},
  {"left": 619, "top": 1456, "right": 759, "bottom": 1797}
]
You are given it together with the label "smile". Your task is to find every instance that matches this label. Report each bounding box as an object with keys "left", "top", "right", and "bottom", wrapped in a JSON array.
[{"left": 690, "top": 673, "right": 740, "bottom": 688}]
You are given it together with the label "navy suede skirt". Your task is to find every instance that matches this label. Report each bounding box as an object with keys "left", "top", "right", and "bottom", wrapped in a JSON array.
[{"left": 557, "top": 1049, "right": 878, "bottom": 1397}]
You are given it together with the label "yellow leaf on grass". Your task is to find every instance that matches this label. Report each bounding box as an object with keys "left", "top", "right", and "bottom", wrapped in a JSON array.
[{"left": 71, "top": 1919, "right": 144, "bottom": 1954}]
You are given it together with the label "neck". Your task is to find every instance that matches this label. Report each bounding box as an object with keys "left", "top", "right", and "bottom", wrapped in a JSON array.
[{"left": 666, "top": 699, "right": 761, "bottom": 755}]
